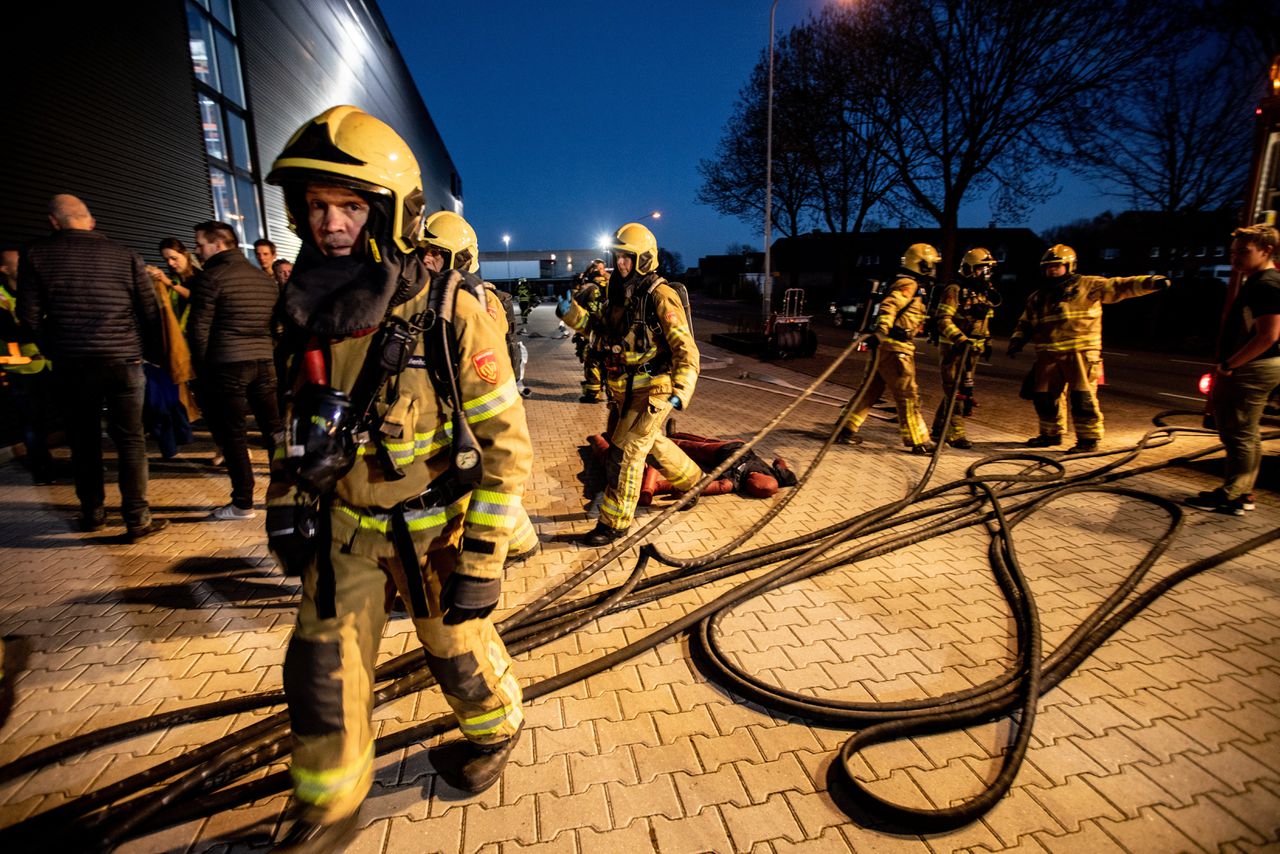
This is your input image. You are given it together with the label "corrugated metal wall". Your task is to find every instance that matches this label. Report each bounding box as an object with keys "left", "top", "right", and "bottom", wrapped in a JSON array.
[
  {"left": 0, "top": 5, "right": 212, "bottom": 262},
  {"left": 238, "top": 0, "right": 464, "bottom": 260},
  {"left": 1, "top": 0, "right": 461, "bottom": 266}
]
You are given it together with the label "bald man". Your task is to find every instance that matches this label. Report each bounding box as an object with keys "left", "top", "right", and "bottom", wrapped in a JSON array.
[{"left": 18, "top": 194, "right": 167, "bottom": 539}]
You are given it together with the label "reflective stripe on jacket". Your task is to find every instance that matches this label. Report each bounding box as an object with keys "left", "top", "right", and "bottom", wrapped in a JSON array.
[{"left": 1010, "top": 274, "right": 1164, "bottom": 353}]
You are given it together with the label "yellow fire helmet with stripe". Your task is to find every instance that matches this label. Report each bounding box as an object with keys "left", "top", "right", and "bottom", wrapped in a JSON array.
[
  {"left": 612, "top": 222, "right": 659, "bottom": 275},
  {"left": 421, "top": 211, "right": 480, "bottom": 273},
  {"left": 267, "top": 105, "right": 425, "bottom": 255},
  {"left": 900, "top": 243, "right": 941, "bottom": 278},
  {"left": 1040, "top": 244, "right": 1077, "bottom": 275},
  {"left": 959, "top": 247, "right": 998, "bottom": 278}
]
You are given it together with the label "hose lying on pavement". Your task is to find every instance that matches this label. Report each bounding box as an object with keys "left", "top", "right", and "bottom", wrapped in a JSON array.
[{"left": 1, "top": 334, "right": 1276, "bottom": 847}]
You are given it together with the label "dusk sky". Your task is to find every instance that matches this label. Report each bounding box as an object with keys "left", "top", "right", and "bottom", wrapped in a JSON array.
[{"left": 379, "top": 0, "right": 1111, "bottom": 265}]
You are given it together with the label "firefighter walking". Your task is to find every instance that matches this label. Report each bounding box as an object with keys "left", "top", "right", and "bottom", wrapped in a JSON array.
[
  {"left": 1007, "top": 244, "right": 1169, "bottom": 452},
  {"left": 557, "top": 222, "right": 703, "bottom": 545},
  {"left": 420, "top": 210, "right": 539, "bottom": 562},
  {"left": 573, "top": 258, "right": 608, "bottom": 403},
  {"left": 930, "top": 248, "right": 1002, "bottom": 449},
  {"left": 837, "top": 243, "right": 937, "bottom": 453},
  {"left": 264, "top": 107, "right": 530, "bottom": 851}
]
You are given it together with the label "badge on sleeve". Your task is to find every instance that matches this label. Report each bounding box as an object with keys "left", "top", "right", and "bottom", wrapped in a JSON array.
[
  {"left": 665, "top": 310, "right": 678, "bottom": 324},
  {"left": 473, "top": 349, "right": 499, "bottom": 384}
]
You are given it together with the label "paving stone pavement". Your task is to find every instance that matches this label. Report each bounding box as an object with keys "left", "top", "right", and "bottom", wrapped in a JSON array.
[{"left": 0, "top": 302, "right": 1277, "bottom": 853}]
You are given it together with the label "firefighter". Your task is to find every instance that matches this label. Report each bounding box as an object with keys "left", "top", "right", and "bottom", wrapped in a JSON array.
[
  {"left": 929, "top": 247, "right": 1002, "bottom": 449},
  {"left": 836, "top": 243, "right": 937, "bottom": 453},
  {"left": 264, "top": 106, "right": 530, "bottom": 850},
  {"left": 516, "top": 278, "right": 535, "bottom": 324},
  {"left": 1007, "top": 244, "right": 1170, "bottom": 452},
  {"left": 573, "top": 258, "right": 608, "bottom": 403},
  {"left": 420, "top": 210, "right": 539, "bottom": 560},
  {"left": 557, "top": 222, "right": 703, "bottom": 545}
]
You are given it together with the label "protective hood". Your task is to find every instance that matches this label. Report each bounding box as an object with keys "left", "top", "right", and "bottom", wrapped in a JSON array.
[{"left": 280, "top": 243, "right": 427, "bottom": 336}]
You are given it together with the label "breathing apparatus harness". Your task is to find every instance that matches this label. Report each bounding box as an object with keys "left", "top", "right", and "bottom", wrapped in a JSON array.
[
  {"left": 600, "top": 272, "right": 676, "bottom": 410},
  {"left": 277, "top": 271, "right": 484, "bottom": 573}
]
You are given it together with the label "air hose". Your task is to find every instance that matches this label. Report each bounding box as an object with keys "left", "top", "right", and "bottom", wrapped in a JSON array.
[{"left": 2, "top": 335, "right": 1276, "bottom": 848}]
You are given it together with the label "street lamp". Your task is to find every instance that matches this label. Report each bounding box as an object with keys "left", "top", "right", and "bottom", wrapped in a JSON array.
[
  {"left": 502, "top": 233, "right": 511, "bottom": 280},
  {"left": 763, "top": 0, "right": 781, "bottom": 324}
]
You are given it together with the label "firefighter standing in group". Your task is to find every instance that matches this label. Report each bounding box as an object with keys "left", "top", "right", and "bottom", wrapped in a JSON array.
[
  {"left": 573, "top": 258, "right": 608, "bottom": 403},
  {"left": 930, "top": 247, "right": 1002, "bottom": 449},
  {"left": 836, "top": 243, "right": 937, "bottom": 454},
  {"left": 557, "top": 222, "right": 703, "bottom": 546},
  {"left": 419, "top": 209, "right": 539, "bottom": 562},
  {"left": 1007, "top": 244, "right": 1169, "bottom": 453},
  {"left": 263, "top": 106, "right": 530, "bottom": 851}
]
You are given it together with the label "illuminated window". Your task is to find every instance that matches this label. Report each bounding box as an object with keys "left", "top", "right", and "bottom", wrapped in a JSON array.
[
  {"left": 1149, "top": 246, "right": 1161, "bottom": 258},
  {"left": 185, "top": 0, "right": 262, "bottom": 247},
  {"left": 1102, "top": 247, "right": 1119, "bottom": 260}
]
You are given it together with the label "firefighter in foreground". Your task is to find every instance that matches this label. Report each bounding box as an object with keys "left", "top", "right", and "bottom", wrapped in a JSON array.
[
  {"left": 930, "top": 247, "right": 1002, "bottom": 449},
  {"left": 264, "top": 107, "right": 529, "bottom": 850},
  {"left": 1007, "top": 245, "right": 1169, "bottom": 453},
  {"left": 836, "top": 243, "right": 937, "bottom": 453},
  {"left": 557, "top": 222, "right": 703, "bottom": 545},
  {"left": 420, "top": 209, "right": 539, "bottom": 560},
  {"left": 573, "top": 258, "right": 609, "bottom": 403}
]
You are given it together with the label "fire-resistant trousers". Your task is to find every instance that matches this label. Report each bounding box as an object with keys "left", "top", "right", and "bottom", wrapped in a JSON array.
[
  {"left": 931, "top": 342, "right": 977, "bottom": 441},
  {"left": 581, "top": 357, "right": 603, "bottom": 398},
  {"left": 841, "top": 349, "right": 930, "bottom": 446},
  {"left": 1031, "top": 349, "right": 1102, "bottom": 441},
  {"left": 599, "top": 395, "right": 703, "bottom": 532},
  {"left": 284, "top": 527, "right": 523, "bottom": 825}
]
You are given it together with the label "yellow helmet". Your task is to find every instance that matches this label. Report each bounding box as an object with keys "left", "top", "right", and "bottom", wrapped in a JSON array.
[
  {"left": 612, "top": 222, "right": 659, "bottom": 275},
  {"left": 901, "top": 243, "right": 941, "bottom": 278},
  {"left": 1040, "top": 244, "right": 1077, "bottom": 275},
  {"left": 266, "top": 105, "right": 425, "bottom": 254},
  {"left": 421, "top": 210, "right": 479, "bottom": 273},
  {"left": 959, "top": 247, "right": 997, "bottom": 278}
]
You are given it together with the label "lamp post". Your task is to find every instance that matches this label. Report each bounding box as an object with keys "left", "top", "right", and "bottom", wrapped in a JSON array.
[
  {"left": 502, "top": 233, "right": 511, "bottom": 280},
  {"left": 763, "top": 0, "right": 780, "bottom": 325}
]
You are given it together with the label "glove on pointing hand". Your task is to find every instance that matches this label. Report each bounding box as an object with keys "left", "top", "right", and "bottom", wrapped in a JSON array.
[{"left": 555, "top": 292, "right": 573, "bottom": 318}]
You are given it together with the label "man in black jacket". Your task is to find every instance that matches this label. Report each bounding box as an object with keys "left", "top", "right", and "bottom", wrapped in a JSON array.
[
  {"left": 187, "top": 220, "right": 282, "bottom": 519},
  {"left": 18, "top": 194, "right": 166, "bottom": 538}
]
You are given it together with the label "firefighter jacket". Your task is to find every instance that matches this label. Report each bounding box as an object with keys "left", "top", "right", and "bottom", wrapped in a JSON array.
[
  {"left": 934, "top": 279, "right": 999, "bottom": 345},
  {"left": 1010, "top": 274, "right": 1165, "bottom": 354},
  {"left": 0, "top": 278, "right": 49, "bottom": 374},
  {"left": 561, "top": 273, "right": 698, "bottom": 408},
  {"left": 269, "top": 269, "right": 532, "bottom": 581},
  {"left": 874, "top": 274, "right": 929, "bottom": 353}
]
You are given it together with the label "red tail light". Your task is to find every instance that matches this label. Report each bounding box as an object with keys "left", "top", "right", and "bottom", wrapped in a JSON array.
[{"left": 1199, "top": 372, "right": 1213, "bottom": 396}]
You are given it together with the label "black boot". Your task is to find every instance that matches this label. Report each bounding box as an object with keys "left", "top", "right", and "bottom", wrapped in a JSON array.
[
  {"left": 578, "top": 392, "right": 601, "bottom": 403},
  {"left": 273, "top": 809, "right": 360, "bottom": 853},
  {"left": 434, "top": 725, "right": 523, "bottom": 793},
  {"left": 835, "top": 426, "right": 863, "bottom": 445},
  {"left": 909, "top": 442, "right": 934, "bottom": 455},
  {"left": 580, "top": 522, "right": 628, "bottom": 546},
  {"left": 1066, "top": 438, "right": 1099, "bottom": 454},
  {"left": 1024, "top": 434, "right": 1063, "bottom": 448},
  {"left": 947, "top": 437, "right": 973, "bottom": 450}
]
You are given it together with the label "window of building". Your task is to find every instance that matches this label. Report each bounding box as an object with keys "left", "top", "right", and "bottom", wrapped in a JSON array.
[
  {"left": 1149, "top": 246, "right": 1161, "bottom": 258},
  {"left": 185, "top": 0, "right": 262, "bottom": 247},
  {"left": 1214, "top": 245, "right": 1226, "bottom": 257},
  {"left": 1102, "top": 247, "right": 1119, "bottom": 260}
]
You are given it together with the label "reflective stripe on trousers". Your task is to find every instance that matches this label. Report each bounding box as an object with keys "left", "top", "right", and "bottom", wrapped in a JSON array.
[
  {"left": 842, "top": 350, "right": 930, "bottom": 446},
  {"left": 599, "top": 396, "right": 702, "bottom": 531}
]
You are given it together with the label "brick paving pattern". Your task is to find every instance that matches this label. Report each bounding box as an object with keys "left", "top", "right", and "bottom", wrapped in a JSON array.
[{"left": 0, "top": 303, "right": 1277, "bottom": 853}]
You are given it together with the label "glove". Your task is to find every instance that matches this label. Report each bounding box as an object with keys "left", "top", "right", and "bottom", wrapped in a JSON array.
[
  {"left": 266, "top": 502, "right": 319, "bottom": 577},
  {"left": 1150, "top": 275, "right": 1171, "bottom": 290},
  {"left": 668, "top": 394, "right": 683, "bottom": 410},
  {"left": 1007, "top": 339, "right": 1024, "bottom": 358},
  {"left": 887, "top": 326, "right": 911, "bottom": 342},
  {"left": 441, "top": 572, "right": 502, "bottom": 624},
  {"left": 863, "top": 332, "right": 880, "bottom": 350},
  {"left": 555, "top": 292, "right": 573, "bottom": 318}
]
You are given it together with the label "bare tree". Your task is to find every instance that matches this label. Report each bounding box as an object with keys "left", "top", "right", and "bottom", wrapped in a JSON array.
[
  {"left": 696, "top": 59, "right": 815, "bottom": 238},
  {"left": 844, "top": 0, "right": 1172, "bottom": 268},
  {"left": 1064, "top": 1, "right": 1276, "bottom": 214}
]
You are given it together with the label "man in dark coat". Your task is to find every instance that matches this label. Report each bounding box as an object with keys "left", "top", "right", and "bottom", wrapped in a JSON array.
[
  {"left": 18, "top": 194, "right": 166, "bottom": 538},
  {"left": 187, "top": 220, "right": 283, "bottom": 519}
]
